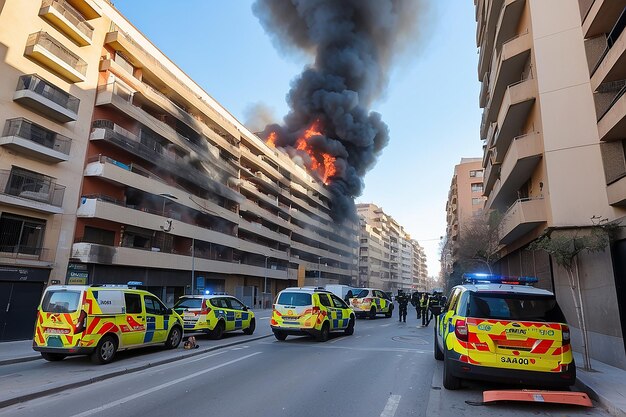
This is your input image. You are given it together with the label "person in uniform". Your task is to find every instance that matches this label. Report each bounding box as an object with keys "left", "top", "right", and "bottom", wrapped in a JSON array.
[
  {"left": 396, "top": 290, "right": 409, "bottom": 323},
  {"left": 427, "top": 292, "right": 442, "bottom": 326},
  {"left": 411, "top": 291, "right": 421, "bottom": 320},
  {"left": 420, "top": 293, "right": 430, "bottom": 327}
]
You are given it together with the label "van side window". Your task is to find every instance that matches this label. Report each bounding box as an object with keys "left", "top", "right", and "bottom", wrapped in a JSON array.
[
  {"left": 145, "top": 295, "right": 167, "bottom": 315},
  {"left": 125, "top": 293, "right": 142, "bottom": 314}
]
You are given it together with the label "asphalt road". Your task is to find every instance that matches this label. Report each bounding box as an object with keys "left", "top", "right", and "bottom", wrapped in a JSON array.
[{"left": 0, "top": 312, "right": 611, "bottom": 417}]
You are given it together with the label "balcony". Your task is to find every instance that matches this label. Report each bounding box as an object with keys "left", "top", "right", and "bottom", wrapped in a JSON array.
[
  {"left": 478, "top": 0, "right": 505, "bottom": 80},
  {"left": 1, "top": 118, "right": 71, "bottom": 162},
  {"left": 494, "top": 0, "right": 526, "bottom": 52},
  {"left": 591, "top": 8, "right": 626, "bottom": 88},
  {"left": 485, "top": 31, "right": 532, "bottom": 126},
  {"left": 607, "top": 175, "right": 626, "bottom": 206},
  {"left": 13, "top": 74, "right": 79, "bottom": 122},
  {"left": 493, "top": 77, "right": 537, "bottom": 158},
  {"left": 0, "top": 168, "right": 65, "bottom": 213},
  {"left": 582, "top": 0, "right": 626, "bottom": 38},
  {"left": 483, "top": 156, "right": 500, "bottom": 196},
  {"left": 498, "top": 198, "right": 546, "bottom": 244},
  {"left": 24, "top": 32, "right": 87, "bottom": 82},
  {"left": 39, "top": 0, "right": 94, "bottom": 46},
  {"left": 0, "top": 245, "right": 53, "bottom": 266},
  {"left": 597, "top": 83, "right": 626, "bottom": 141}
]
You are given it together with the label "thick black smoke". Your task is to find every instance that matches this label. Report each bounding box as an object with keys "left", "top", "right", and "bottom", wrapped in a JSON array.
[{"left": 253, "top": 0, "right": 424, "bottom": 222}]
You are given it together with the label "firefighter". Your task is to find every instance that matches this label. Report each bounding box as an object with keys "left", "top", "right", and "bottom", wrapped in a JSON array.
[
  {"left": 396, "top": 290, "right": 409, "bottom": 323},
  {"left": 411, "top": 291, "right": 421, "bottom": 320},
  {"left": 420, "top": 292, "right": 430, "bottom": 327}
]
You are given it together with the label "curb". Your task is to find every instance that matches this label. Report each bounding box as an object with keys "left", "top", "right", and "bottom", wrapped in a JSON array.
[
  {"left": 0, "top": 333, "right": 272, "bottom": 409},
  {"left": 575, "top": 376, "right": 626, "bottom": 417},
  {"left": 0, "top": 355, "right": 41, "bottom": 366}
]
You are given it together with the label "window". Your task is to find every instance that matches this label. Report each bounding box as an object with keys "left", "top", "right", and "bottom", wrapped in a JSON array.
[
  {"left": 145, "top": 295, "right": 167, "bottom": 315},
  {"left": 227, "top": 297, "right": 245, "bottom": 310},
  {"left": 125, "top": 293, "right": 142, "bottom": 314},
  {"left": 469, "top": 170, "right": 483, "bottom": 178},
  {"left": 330, "top": 294, "right": 348, "bottom": 308},
  {"left": 467, "top": 293, "right": 566, "bottom": 322},
  {"left": 83, "top": 226, "right": 115, "bottom": 246},
  {"left": 277, "top": 292, "right": 311, "bottom": 306},
  {"left": 353, "top": 289, "right": 369, "bottom": 298},
  {"left": 0, "top": 213, "right": 46, "bottom": 255},
  {"left": 318, "top": 294, "right": 332, "bottom": 307},
  {"left": 471, "top": 183, "right": 483, "bottom": 192},
  {"left": 472, "top": 198, "right": 483, "bottom": 205},
  {"left": 173, "top": 297, "right": 202, "bottom": 310},
  {"left": 42, "top": 290, "right": 81, "bottom": 313},
  {"left": 210, "top": 298, "right": 229, "bottom": 309}
]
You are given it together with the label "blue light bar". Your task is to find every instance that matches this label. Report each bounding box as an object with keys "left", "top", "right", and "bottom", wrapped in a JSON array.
[{"left": 463, "top": 273, "right": 538, "bottom": 285}]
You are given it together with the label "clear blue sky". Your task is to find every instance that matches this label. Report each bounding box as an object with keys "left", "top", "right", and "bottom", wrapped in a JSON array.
[{"left": 114, "top": 0, "right": 483, "bottom": 278}]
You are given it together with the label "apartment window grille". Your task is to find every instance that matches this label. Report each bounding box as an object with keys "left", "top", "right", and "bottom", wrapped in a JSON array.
[{"left": 0, "top": 213, "right": 46, "bottom": 255}]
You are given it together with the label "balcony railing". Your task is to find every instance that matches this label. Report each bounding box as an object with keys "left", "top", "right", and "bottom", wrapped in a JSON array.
[
  {"left": 0, "top": 169, "right": 65, "bottom": 207},
  {"left": 16, "top": 74, "right": 80, "bottom": 113},
  {"left": 41, "top": 0, "right": 94, "bottom": 39},
  {"left": 0, "top": 245, "right": 51, "bottom": 261},
  {"left": 3, "top": 117, "right": 71, "bottom": 155},
  {"left": 26, "top": 31, "right": 87, "bottom": 76}
]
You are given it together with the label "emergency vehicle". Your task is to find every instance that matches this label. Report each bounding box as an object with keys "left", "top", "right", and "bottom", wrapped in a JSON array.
[
  {"left": 173, "top": 294, "right": 255, "bottom": 339},
  {"left": 33, "top": 285, "right": 183, "bottom": 364},
  {"left": 271, "top": 287, "right": 355, "bottom": 342},
  {"left": 349, "top": 288, "right": 393, "bottom": 319},
  {"left": 434, "top": 274, "right": 575, "bottom": 390}
]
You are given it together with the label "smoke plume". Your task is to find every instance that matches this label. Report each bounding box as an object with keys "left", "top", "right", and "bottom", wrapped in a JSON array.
[{"left": 252, "top": 0, "right": 425, "bottom": 222}]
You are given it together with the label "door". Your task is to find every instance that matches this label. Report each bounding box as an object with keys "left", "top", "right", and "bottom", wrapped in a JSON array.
[
  {"left": 226, "top": 297, "right": 246, "bottom": 330},
  {"left": 318, "top": 293, "right": 337, "bottom": 329},
  {"left": 143, "top": 294, "right": 170, "bottom": 343},
  {"left": 0, "top": 282, "right": 45, "bottom": 341},
  {"left": 330, "top": 294, "right": 350, "bottom": 329},
  {"left": 120, "top": 292, "right": 145, "bottom": 347},
  {"left": 439, "top": 288, "right": 461, "bottom": 349}
]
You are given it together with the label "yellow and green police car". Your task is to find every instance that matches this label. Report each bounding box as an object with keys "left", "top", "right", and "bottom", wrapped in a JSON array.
[
  {"left": 349, "top": 288, "right": 393, "bottom": 319},
  {"left": 173, "top": 295, "right": 255, "bottom": 339},
  {"left": 434, "top": 274, "right": 575, "bottom": 390},
  {"left": 271, "top": 287, "right": 355, "bottom": 342}
]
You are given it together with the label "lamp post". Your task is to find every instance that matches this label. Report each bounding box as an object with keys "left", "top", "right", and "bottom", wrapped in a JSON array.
[
  {"left": 264, "top": 255, "right": 269, "bottom": 309},
  {"left": 317, "top": 256, "right": 321, "bottom": 287}
]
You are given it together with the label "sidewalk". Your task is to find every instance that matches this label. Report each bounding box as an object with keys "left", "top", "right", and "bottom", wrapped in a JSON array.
[
  {"left": 574, "top": 352, "right": 626, "bottom": 417},
  {"left": 0, "top": 340, "right": 40, "bottom": 365}
]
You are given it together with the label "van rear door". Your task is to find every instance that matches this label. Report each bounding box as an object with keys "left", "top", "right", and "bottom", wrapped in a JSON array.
[{"left": 36, "top": 288, "right": 84, "bottom": 348}]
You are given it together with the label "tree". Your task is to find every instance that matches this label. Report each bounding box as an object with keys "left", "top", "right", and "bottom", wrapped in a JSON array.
[
  {"left": 528, "top": 222, "right": 613, "bottom": 371},
  {"left": 455, "top": 211, "right": 501, "bottom": 272}
]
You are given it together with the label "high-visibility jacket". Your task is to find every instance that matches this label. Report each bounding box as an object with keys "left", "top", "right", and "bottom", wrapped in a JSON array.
[{"left": 420, "top": 294, "right": 429, "bottom": 308}]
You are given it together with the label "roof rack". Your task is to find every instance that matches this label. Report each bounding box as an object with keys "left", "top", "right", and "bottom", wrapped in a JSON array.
[{"left": 463, "top": 273, "right": 538, "bottom": 285}]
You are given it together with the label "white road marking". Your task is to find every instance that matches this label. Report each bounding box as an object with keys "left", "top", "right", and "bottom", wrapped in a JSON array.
[
  {"left": 380, "top": 323, "right": 393, "bottom": 327},
  {"left": 328, "top": 336, "right": 346, "bottom": 344},
  {"left": 260, "top": 317, "right": 271, "bottom": 320},
  {"left": 380, "top": 394, "right": 401, "bottom": 417},
  {"left": 69, "top": 352, "right": 262, "bottom": 417}
]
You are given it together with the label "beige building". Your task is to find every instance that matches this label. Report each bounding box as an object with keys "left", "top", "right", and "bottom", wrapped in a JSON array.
[
  {"left": 0, "top": 0, "right": 358, "bottom": 341},
  {"left": 357, "top": 203, "right": 426, "bottom": 292},
  {"left": 475, "top": 0, "right": 626, "bottom": 369}
]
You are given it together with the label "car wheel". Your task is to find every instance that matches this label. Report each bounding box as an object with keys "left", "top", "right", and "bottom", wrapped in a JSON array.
[
  {"left": 344, "top": 318, "right": 355, "bottom": 336},
  {"left": 91, "top": 335, "right": 117, "bottom": 365},
  {"left": 385, "top": 305, "right": 393, "bottom": 318},
  {"left": 443, "top": 354, "right": 462, "bottom": 390},
  {"left": 165, "top": 326, "right": 182, "bottom": 349},
  {"left": 434, "top": 327, "right": 444, "bottom": 361},
  {"left": 273, "top": 330, "right": 287, "bottom": 341},
  {"left": 41, "top": 352, "right": 66, "bottom": 362},
  {"left": 243, "top": 318, "right": 256, "bottom": 335},
  {"left": 369, "top": 307, "right": 377, "bottom": 320},
  {"left": 317, "top": 322, "right": 330, "bottom": 342},
  {"left": 210, "top": 321, "right": 225, "bottom": 340}
]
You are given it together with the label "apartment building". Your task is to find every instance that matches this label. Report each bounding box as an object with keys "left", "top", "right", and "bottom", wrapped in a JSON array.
[
  {"left": 0, "top": 0, "right": 358, "bottom": 341},
  {"left": 441, "top": 157, "right": 486, "bottom": 280},
  {"left": 411, "top": 239, "right": 428, "bottom": 291},
  {"left": 357, "top": 203, "right": 426, "bottom": 292},
  {"left": 475, "top": 0, "right": 626, "bottom": 369}
]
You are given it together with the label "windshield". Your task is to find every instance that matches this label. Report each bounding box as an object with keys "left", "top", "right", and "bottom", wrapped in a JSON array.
[
  {"left": 276, "top": 292, "right": 311, "bottom": 306},
  {"left": 41, "top": 290, "right": 81, "bottom": 313},
  {"left": 173, "top": 298, "right": 203, "bottom": 310},
  {"left": 467, "top": 293, "right": 566, "bottom": 322},
  {"left": 353, "top": 289, "right": 369, "bottom": 298}
]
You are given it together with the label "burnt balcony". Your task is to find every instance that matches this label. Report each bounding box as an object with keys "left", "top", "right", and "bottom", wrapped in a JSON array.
[
  {"left": 13, "top": 74, "right": 79, "bottom": 122},
  {"left": 24, "top": 31, "right": 87, "bottom": 82},
  {"left": 39, "top": 0, "right": 94, "bottom": 46},
  {"left": 498, "top": 198, "right": 546, "bottom": 244},
  {"left": 1, "top": 118, "right": 71, "bottom": 162},
  {"left": 0, "top": 168, "right": 65, "bottom": 213}
]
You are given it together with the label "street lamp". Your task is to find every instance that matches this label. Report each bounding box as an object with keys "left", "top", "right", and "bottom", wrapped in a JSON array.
[
  {"left": 264, "top": 255, "right": 269, "bottom": 309},
  {"left": 317, "top": 256, "right": 321, "bottom": 287}
]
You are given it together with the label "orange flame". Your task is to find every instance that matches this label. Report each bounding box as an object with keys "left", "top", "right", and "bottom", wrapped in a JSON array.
[
  {"left": 266, "top": 131, "right": 277, "bottom": 148},
  {"left": 294, "top": 120, "right": 337, "bottom": 185}
]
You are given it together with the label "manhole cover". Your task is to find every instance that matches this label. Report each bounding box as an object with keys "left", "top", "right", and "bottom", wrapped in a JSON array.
[{"left": 392, "top": 335, "right": 429, "bottom": 345}]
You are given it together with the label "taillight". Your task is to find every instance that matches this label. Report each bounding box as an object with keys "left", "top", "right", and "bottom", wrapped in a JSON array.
[
  {"left": 455, "top": 319, "right": 468, "bottom": 342},
  {"left": 562, "top": 325, "right": 570, "bottom": 345},
  {"left": 75, "top": 310, "right": 87, "bottom": 334},
  {"left": 364, "top": 298, "right": 372, "bottom": 303},
  {"left": 311, "top": 306, "right": 321, "bottom": 314}
]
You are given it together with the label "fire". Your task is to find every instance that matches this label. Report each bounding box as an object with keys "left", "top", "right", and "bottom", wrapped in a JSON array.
[
  {"left": 266, "top": 131, "right": 277, "bottom": 148},
  {"left": 294, "top": 120, "right": 337, "bottom": 185}
]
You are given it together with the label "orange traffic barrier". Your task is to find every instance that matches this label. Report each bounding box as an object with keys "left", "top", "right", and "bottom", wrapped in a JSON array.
[{"left": 483, "top": 390, "right": 592, "bottom": 407}]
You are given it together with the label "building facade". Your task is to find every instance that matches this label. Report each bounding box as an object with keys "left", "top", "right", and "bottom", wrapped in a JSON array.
[
  {"left": 474, "top": 0, "right": 626, "bottom": 369},
  {"left": 357, "top": 203, "right": 426, "bottom": 292},
  {"left": 0, "top": 0, "right": 358, "bottom": 341}
]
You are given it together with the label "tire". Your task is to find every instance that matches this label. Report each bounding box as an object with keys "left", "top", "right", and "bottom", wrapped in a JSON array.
[
  {"left": 369, "top": 307, "right": 377, "bottom": 320},
  {"left": 91, "top": 335, "right": 117, "bottom": 365},
  {"left": 344, "top": 318, "right": 355, "bottom": 336},
  {"left": 165, "top": 326, "right": 182, "bottom": 349},
  {"left": 210, "top": 321, "right": 225, "bottom": 340},
  {"left": 41, "top": 352, "right": 66, "bottom": 362},
  {"left": 317, "top": 322, "right": 330, "bottom": 342},
  {"left": 434, "top": 327, "right": 444, "bottom": 361},
  {"left": 273, "top": 330, "right": 287, "bottom": 341},
  {"left": 243, "top": 318, "right": 256, "bottom": 335},
  {"left": 385, "top": 305, "right": 393, "bottom": 318},
  {"left": 443, "top": 355, "right": 462, "bottom": 390}
]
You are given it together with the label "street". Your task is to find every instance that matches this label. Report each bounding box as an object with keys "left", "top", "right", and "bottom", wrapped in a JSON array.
[{"left": 0, "top": 311, "right": 610, "bottom": 417}]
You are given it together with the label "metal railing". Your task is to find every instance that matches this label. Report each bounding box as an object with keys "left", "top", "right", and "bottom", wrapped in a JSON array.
[
  {"left": 0, "top": 168, "right": 65, "bottom": 206},
  {"left": 26, "top": 31, "right": 87, "bottom": 75},
  {"left": 3, "top": 117, "right": 71, "bottom": 155},
  {"left": 16, "top": 74, "right": 80, "bottom": 113},
  {"left": 41, "top": 0, "right": 94, "bottom": 39},
  {"left": 0, "top": 245, "right": 52, "bottom": 261}
]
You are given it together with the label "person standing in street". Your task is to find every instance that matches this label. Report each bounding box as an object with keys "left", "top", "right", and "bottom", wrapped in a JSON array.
[
  {"left": 411, "top": 291, "right": 421, "bottom": 320},
  {"left": 397, "top": 290, "right": 409, "bottom": 323},
  {"left": 420, "top": 292, "right": 430, "bottom": 327},
  {"left": 427, "top": 292, "right": 442, "bottom": 326}
]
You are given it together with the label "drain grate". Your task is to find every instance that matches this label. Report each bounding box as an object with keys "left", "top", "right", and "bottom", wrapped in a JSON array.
[{"left": 391, "top": 335, "right": 429, "bottom": 345}]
